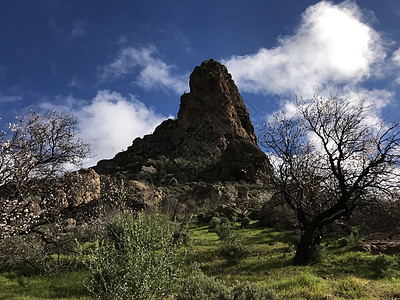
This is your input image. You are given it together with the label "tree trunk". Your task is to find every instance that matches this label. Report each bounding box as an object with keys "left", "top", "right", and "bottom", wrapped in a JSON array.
[{"left": 293, "top": 226, "right": 321, "bottom": 266}]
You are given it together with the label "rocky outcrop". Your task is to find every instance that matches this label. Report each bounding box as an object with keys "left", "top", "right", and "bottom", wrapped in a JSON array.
[
  {"left": 94, "top": 59, "right": 273, "bottom": 184},
  {"left": 124, "top": 180, "right": 163, "bottom": 210},
  {"left": 63, "top": 168, "right": 101, "bottom": 207}
]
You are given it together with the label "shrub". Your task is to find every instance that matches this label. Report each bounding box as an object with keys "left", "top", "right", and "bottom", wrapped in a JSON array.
[
  {"left": 231, "top": 280, "right": 276, "bottom": 300},
  {"left": 257, "top": 196, "right": 298, "bottom": 230},
  {"left": 347, "top": 227, "right": 363, "bottom": 246},
  {"left": 176, "top": 269, "right": 275, "bottom": 300},
  {"left": 176, "top": 269, "right": 230, "bottom": 300},
  {"left": 214, "top": 221, "right": 248, "bottom": 264},
  {"left": 87, "top": 210, "right": 184, "bottom": 300},
  {"left": 0, "top": 227, "right": 84, "bottom": 273},
  {"left": 216, "top": 206, "right": 240, "bottom": 222},
  {"left": 196, "top": 210, "right": 216, "bottom": 225},
  {"left": 219, "top": 242, "right": 249, "bottom": 264},
  {"left": 370, "top": 255, "right": 399, "bottom": 278},
  {"left": 215, "top": 222, "right": 235, "bottom": 244},
  {"left": 209, "top": 217, "right": 221, "bottom": 231},
  {"left": 240, "top": 216, "right": 251, "bottom": 228}
]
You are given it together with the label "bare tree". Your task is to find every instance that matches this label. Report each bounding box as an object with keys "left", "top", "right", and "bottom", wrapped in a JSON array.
[
  {"left": 260, "top": 95, "right": 400, "bottom": 265},
  {"left": 0, "top": 110, "right": 91, "bottom": 238}
]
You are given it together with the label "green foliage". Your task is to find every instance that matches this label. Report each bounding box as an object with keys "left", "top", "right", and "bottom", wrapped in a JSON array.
[
  {"left": 347, "top": 226, "right": 363, "bottom": 246},
  {"left": 219, "top": 242, "right": 249, "bottom": 264},
  {"left": 176, "top": 268, "right": 231, "bottom": 300},
  {"left": 240, "top": 216, "right": 251, "bottom": 228},
  {"left": 231, "top": 280, "right": 276, "bottom": 300},
  {"left": 87, "top": 210, "right": 184, "bottom": 300},
  {"left": 209, "top": 216, "right": 222, "bottom": 231},
  {"left": 6, "top": 222, "right": 400, "bottom": 299},
  {"left": 215, "top": 222, "right": 235, "bottom": 244},
  {"left": 370, "top": 255, "right": 399, "bottom": 278},
  {"left": 176, "top": 269, "right": 275, "bottom": 300},
  {"left": 196, "top": 211, "right": 215, "bottom": 225},
  {"left": 0, "top": 230, "right": 84, "bottom": 274},
  {"left": 214, "top": 221, "right": 248, "bottom": 264}
]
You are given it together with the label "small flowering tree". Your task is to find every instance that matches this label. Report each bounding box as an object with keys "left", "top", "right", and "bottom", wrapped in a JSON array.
[
  {"left": 260, "top": 95, "right": 400, "bottom": 265},
  {"left": 0, "top": 110, "right": 91, "bottom": 238}
]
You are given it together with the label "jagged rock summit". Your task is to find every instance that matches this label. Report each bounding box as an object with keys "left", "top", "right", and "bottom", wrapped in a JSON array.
[{"left": 94, "top": 59, "right": 273, "bottom": 184}]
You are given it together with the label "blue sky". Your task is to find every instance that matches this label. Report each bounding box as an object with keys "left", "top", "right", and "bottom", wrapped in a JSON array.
[{"left": 2, "top": 0, "right": 400, "bottom": 166}]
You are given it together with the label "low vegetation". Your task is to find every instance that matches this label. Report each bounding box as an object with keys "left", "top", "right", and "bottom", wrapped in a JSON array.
[{"left": 2, "top": 217, "right": 400, "bottom": 299}]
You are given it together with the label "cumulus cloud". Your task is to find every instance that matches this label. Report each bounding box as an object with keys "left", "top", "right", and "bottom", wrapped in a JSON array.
[
  {"left": 99, "top": 46, "right": 188, "bottom": 94},
  {"left": 75, "top": 90, "right": 169, "bottom": 166},
  {"left": 223, "top": 0, "right": 385, "bottom": 97},
  {"left": 39, "top": 90, "right": 169, "bottom": 168}
]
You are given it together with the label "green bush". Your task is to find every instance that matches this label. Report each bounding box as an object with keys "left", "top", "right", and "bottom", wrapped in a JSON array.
[
  {"left": 176, "top": 269, "right": 231, "bottom": 300},
  {"left": 197, "top": 210, "right": 217, "bottom": 225},
  {"left": 370, "top": 255, "right": 399, "bottom": 278},
  {"left": 219, "top": 242, "right": 249, "bottom": 264},
  {"left": 215, "top": 222, "right": 235, "bottom": 244},
  {"left": 347, "top": 227, "right": 363, "bottom": 246},
  {"left": 240, "top": 216, "right": 251, "bottom": 228},
  {"left": 0, "top": 229, "right": 83, "bottom": 274},
  {"left": 231, "top": 280, "right": 276, "bottom": 300},
  {"left": 87, "top": 210, "right": 183, "bottom": 300},
  {"left": 176, "top": 269, "right": 275, "bottom": 300},
  {"left": 209, "top": 217, "right": 221, "bottom": 231}
]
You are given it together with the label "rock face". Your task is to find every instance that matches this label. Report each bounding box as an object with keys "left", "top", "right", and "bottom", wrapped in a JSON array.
[
  {"left": 63, "top": 168, "right": 101, "bottom": 207},
  {"left": 94, "top": 59, "right": 273, "bottom": 184}
]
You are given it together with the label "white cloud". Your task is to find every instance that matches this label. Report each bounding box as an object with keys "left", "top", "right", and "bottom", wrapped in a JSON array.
[
  {"left": 393, "top": 48, "right": 400, "bottom": 65},
  {"left": 76, "top": 90, "right": 169, "bottom": 167},
  {"left": 223, "top": 0, "right": 385, "bottom": 97},
  {"left": 38, "top": 90, "right": 169, "bottom": 168},
  {"left": 392, "top": 48, "right": 400, "bottom": 84},
  {"left": 99, "top": 46, "right": 188, "bottom": 94}
]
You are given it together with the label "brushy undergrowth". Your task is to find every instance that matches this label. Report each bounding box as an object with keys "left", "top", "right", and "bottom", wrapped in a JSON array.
[
  {"left": 176, "top": 267, "right": 275, "bottom": 300},
  {"left": 3, "top": 220, "right": 400, "bottom": 299},
  {"left": 87, "top": 210, "right": 184, "bottom": 300}
]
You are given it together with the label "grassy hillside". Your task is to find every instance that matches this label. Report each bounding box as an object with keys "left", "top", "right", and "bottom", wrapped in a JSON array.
[{"left": 1, "top": 223, "right": 400, "bottom": 299}]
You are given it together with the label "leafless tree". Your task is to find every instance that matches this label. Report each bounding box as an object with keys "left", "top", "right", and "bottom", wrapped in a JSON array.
[{"left": 260, "top": 95, "right": 400, "bottom": 265}]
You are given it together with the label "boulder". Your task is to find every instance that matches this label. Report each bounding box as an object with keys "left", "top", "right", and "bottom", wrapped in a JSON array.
[{"left": 63, "top": 169, "right": 101, "bottom": 207}]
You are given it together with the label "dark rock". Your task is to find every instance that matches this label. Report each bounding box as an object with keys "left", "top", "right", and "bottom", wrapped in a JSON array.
[
  {"left": 93, "top": 59, "right": 273, "bottom": 184},
  {"left": 237, "top": 186, "right": 249, "bottom": 200}
]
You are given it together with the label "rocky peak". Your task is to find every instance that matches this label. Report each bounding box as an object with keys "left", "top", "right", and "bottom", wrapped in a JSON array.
[
  {"left": 178, "top": 59, "right": 257, "bottom": 147},
  {"left": 94, "top": 59, "right": 273, "bottom": 184}
]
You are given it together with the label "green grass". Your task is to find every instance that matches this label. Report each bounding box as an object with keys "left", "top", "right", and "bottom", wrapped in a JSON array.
[
  {"left": 2, "top": 223, "right": 400, "bottom": 299},
  {"left": 0, "top": 269, "right": 91, "bottom": 300},
  {"left": 185, "top": 224, "right": 400, "bottom": 299}
]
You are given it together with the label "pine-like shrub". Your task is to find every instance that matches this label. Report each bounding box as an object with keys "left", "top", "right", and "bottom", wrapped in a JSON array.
[{"left": 87, "top": 210, "right": 183, "bottom": 300}]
